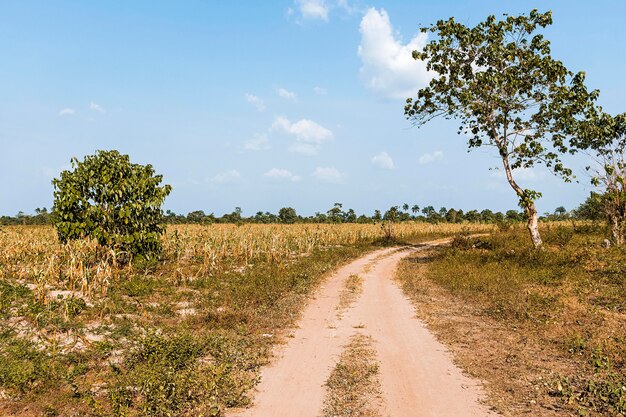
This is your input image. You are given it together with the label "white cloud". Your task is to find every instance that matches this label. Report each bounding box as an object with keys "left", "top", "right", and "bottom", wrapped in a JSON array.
[
  {"left": 58, "top": 108, "right": 75, "bottom": 116},
  {"left": 245, "top": 93, "right": 266, "bottom": 111},
  {"left": 313, "top": 166, "right": 343, "bottom": 183},
  {"left": 277, "top": 87, "right": 297, "bottom": 102},
  {"left": 336, "top": 0, "right": 357, "bottom": 14},
  {"left": 244, "top": 133, "right": 271, "bottom": 151},
  {"left": 291, "top": 0, "right": 356, "bottom": 22},
  {"left": 208, "top": 170, "right": 242, "bottom": 183},
  {"left": 418, "top": 151, "right": 444, "bottom": 165},
  {"left": 264, "top": 168, "right": 302, "bottom": 182},
  {"left": 371, "top": 151, "right": 394, "bottom": 169},
  {"left": 272, "top": 116, "right": 333, "bottom": 144},
  {"left": 289, "top": 142, "right": 319, "bottom": 155},
  {"left": 313, "top": 86, "right": 328, "bottom": 95},
  {"left": 296, "top": 0, "right": 329, "bottom": 21},
  {"left": 89, "top": 102, "right": 106, "bottom": 114},
  {"left": 358, "top": 8, "right": 431, "bottom": 99}
]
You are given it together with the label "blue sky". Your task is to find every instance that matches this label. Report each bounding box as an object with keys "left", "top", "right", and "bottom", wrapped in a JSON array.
[{"left": 1, "top": 1, "right": 625, "bottom": 216}]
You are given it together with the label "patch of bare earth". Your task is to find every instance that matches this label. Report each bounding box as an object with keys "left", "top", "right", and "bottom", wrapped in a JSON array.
[{"left": 396, "top": 248, "right": 580, "bottom": 416}]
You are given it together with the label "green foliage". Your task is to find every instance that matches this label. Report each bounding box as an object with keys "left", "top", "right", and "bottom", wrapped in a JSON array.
[
  {"left": 574, "top": 112, "right": 626, "bottom": 244},
  {"left": 406, "top": 9, "right": 595, "bottom": 178},
  {"left": 278, "top": 207, "right": 298, "bottom": 224},
  {"left": 0, "top": 330, "right": 56, "bottom": 394},
  {"left": 109, "top": 331, "right": 206, "bottom": 416},
  {"left": 404, "top": 9, "right": 597, "bottom": 246},
  {"left": 52, "top": 150, "right": 171, "bottom": 258}
]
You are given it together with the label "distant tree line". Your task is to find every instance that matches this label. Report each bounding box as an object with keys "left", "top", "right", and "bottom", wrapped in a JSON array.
[{"left": 3, "top": 198, "right": 604, "bottom": 226}]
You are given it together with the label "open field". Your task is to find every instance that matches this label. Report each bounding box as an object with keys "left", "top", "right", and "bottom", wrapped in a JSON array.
[
  {"left": 397, "top": 223, "right": 626, "bottom": 416},
  {"left": 0, "top": 223, "right": 490, "bottom": 416}
]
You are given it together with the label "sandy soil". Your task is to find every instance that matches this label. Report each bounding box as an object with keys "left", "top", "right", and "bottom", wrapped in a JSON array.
[{"left": 232, "top": 242, "right": 497, "bottom": 417}]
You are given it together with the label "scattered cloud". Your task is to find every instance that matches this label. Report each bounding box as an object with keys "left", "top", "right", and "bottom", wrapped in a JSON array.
[
  {"left": 58, "top": 108, "right": 75, "bottom": 116},
  {"left": 418, "top": 151, "right": 444, "bottom": 165},
  {"left": 336, "top": 0, "right": 358, "bottom": 14},
  {"left": 290, "top": 0, "right": 357, "bottom": 22},
  {"left": 208, "top": 170, "right": 242, "bottom": 183},
  {"left": 264, "top": 168, "right": 302, "bottom": 182},
  {"left": 313, "top": 86, "right": 328, "bottom": 95},
  {"left": 244, "top": 133, "right": 271, "bottom": 151},
  {"left": 277, "top": 87, "right": 297, "bottom": 102},
  {"left": 245, "top": 93, "right": 266, "bottom": 111},
  {"left": 288, "top": 142, "right": 319, "bottom": 155},
  {"left": 371, "top": 151, "right": 394, "bottom": 169},
  {"left": 358, "top": 8, "right": 431, "bottom": 99},
  {"left": 313, "top": 166, "right": 343, "bottom": 183},
  {"left": 272, "top": 116, "right": 333, "bottom": 143},
  {"left": 89, "top": 102, "right": 106, "bottom": 114},
  {"left": 295, "top": 0, "right": 329, "bottom": 21}
]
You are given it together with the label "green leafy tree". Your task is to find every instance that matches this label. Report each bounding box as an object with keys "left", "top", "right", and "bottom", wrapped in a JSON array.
[
  {"left": 278, "top": 207, "right": 298, "bottom": 224},
  {"left": 445, "top": 208, "right": 459, "bottom": 223},
  {"left": 574, "top": 111, "right": 626, "bottom": 244},
  {"left": 327, "top": 203, "right": 344, "bottom": 223},
  {"left": 480, "top": 209, "right": 495, "bottom": 223},
  {"left": 52, "top": 150, "right": 171, "bottom": 258},
  {"left": 553, "top": 206, "right": 568, "bottom": 219},
  {"left": 383, "top": 206, "right": 400, "bottom": 221},
  {"left": 187, "top": 210, "right": 208, "bottom": 224},
  {"left": 404, "top": 9, "right": 597, "bottom": 248},
  {"left": 344, "top": 208, "right": 357, "bottom": 223},
  {"left": 505, "top": 210, "right": 522, "bottom": 222},
  {"left": 573, "top": 192, "right": 606, "bottom": 221},
  {"left": 464, "top": 210, "right": 481, "bottom": 223}
]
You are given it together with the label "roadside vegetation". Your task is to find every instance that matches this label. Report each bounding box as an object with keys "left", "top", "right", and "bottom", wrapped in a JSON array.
[
  {"left": 397, "top": 223, "right": 626, "bottom": 416},
  {"left": 0, "top": 222, "right": 481, "bottom": 416}
]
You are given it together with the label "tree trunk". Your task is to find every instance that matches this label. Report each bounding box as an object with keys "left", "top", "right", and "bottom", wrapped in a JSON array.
[
  {"left": 609, "top": 213, "right": 624, "bottom": 246},
  {"left": 525, "top": 202, "right": 543, "bottom": 249},
  {"left": 500, "top": 152, "right": 543, "bottom": 249}
]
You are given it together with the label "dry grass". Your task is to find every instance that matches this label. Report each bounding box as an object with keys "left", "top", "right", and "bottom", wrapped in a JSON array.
[
  {"left": 0, "top": 222, "right": 488, "bottom": 416},
  {"left": 322, "top": 334, "right": 382, "bottom": 417},
  {"left": 337, "top": 274, "right": 363, "bottom": 316},
  {"left": 0, "top": 223, "right": 490, "bottom": 299},
  {"left": 396, "top": 223, "right": 626, "bottom": 417}
]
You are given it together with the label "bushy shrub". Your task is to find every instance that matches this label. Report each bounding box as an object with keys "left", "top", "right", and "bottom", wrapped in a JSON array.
[{"left": 52, "top": 150, "right": 171, "bottom": 259}]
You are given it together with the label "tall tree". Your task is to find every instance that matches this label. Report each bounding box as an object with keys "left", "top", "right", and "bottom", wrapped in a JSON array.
[{"left": 404, "top": 10, "right": 597, "bottom": 248}]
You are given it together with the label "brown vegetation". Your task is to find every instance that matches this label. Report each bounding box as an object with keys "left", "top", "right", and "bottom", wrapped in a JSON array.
[{"left": 396, "top": 223, "right": 626, "bottom": 416}]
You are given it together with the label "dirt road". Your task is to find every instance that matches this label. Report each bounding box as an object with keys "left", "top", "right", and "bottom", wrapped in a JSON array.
[{"left": 233, "top": 242, "right": 496, "bottom": 417}]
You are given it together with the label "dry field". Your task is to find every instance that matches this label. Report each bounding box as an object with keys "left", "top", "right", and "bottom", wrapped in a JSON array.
[{"left": 0, "top": 222, "right": 490, "bottom": 416}]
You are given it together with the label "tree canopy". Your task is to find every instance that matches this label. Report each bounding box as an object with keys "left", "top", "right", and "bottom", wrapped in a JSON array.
[{"left": 404, "top": 9, "right": 597, "bottom": 248}]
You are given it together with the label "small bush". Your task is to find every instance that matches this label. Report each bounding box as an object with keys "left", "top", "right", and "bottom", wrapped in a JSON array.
[{"left": 52, "top": 150, "right": 171, "bottom": 259}]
